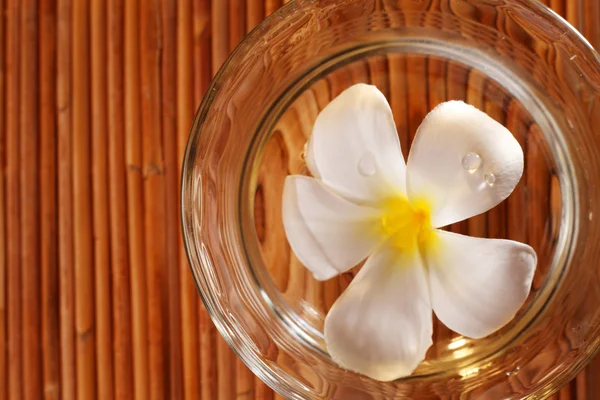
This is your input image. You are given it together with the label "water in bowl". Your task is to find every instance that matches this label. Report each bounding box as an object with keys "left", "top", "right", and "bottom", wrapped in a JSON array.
[{"left": 247, "top": 41, "right": 571, "bottom": 376}]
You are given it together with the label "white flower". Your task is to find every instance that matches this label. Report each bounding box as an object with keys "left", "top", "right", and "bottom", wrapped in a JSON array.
[{"left": 282, "top": 84, "right": 537, "bottom": 382}]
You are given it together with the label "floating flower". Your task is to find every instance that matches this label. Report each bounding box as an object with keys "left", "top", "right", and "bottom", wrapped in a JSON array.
[{"left": 282, "top": 84, "right": 537, "bottom": 381}]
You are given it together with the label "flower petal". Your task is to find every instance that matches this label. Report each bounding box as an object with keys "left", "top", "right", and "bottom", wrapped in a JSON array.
[
  {"left": 307, "top": 84, "right": 407, "bottom": 204},
  {"left": 424, "top": 230, "right": 537, "bottom": 339},
  {"left": 282, "top": 175, "right": 382, "bottom": 281},
  {"left": 324, "top": 245, "right": 433, "bottom": 381},
  {"left": 406, "top": 101, "right": 524, "bottom": 227}
]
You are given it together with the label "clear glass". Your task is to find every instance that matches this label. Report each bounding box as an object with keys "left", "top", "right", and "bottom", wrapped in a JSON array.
[{"left": 181, "top": 0, "right": 600, "bottom": 398}]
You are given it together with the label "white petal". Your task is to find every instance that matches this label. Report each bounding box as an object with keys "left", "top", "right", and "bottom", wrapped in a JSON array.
[
  {"left": 282, "top": 175, "right": 382, "bottom": 281},
  {"left": 307, "top": 84, "right": 407, "bottom": 204},
  {"left": 406, "top": 101, "right": 524, "bottom": 227},
  {"left": 425, "top": 230, "right": 537, "bottom": 339},
  {"left": 324, "top": 245, "right": 433, "bottom": 381}
]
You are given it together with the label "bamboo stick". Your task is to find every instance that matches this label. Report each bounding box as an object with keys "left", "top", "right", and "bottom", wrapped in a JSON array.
[
  {"left": 57, "top": 0, "right": 76, "bottom": 397},
  {"left": 577, "top": 368, "right": 588, "bottom": 400},
  {"left": 0, "top": 0, "right": 4, "bottom": 389},
  {"left": 177, "top": 0, "right": 201, "bottom": 399},
  {"left": 125, "top": 0, "right": 151, "bottom": 397},
  {"left": 199, "top": 309, "right": 218, "bottom": 400},
  {"left": 90, "top": 0, "right": 114, "bottom": 398},
  {"left": 0, "top": 0, "right": 6, "bottom": 394},
  {"left": 566, "top": 0, "right": 581, "bottom": 33},
  {"left": 0, "top": 1, "right": 4, "bottom": 395},
  {"left": 216, "top": 337, "right": 236, "bottom": 400},
  {"left": 5, "top": 1, "right": 22, "bottom": 398},
  {"left": 563, "top": 0, "right": 583, "bottom": 29},
  {"left": 193, "top": 1, "right": 219, "bottom": 397},
  {"left": 265, "top": 0, "right": 282, "bottom": 16},
  {"left": 345, "top": 58, "right": 369, "bottom": 85},
  {"left": 212, "top": 0, "right": 229, "bottom": 73},
  {"left": 236, "top": 360, "right": 254, "bottom": 400},
  {"left": 193, "top": 0, "right": 212, "bottom": 104},
  {"left": 0, "top": 208, "right": 4, "bottom": 400},
  {"left": 550, "top": 0, "right": 566, "bottom": 17},
  {"left": 39, "top": 0, "right": 60, "bottom": 398},
  {"left": 140, "top": 0, "right": 168, "bottom": 398},
  {"left": 246, "top": 0, "right": 264, "bottom": 31},
  {"left": 107, "top": 0, "right": 134, "bottom": 397},
  {"left": 559, "top": 381, "right": 574, "bottom": 400},
  {"left": 229, "top": 0, "right": 246, "bottom": 51},
  {"left": 526, "top": 123, "right": 551, "bottom": 291},
  {"left": 20, "top": 0, "right": 43, "bottom": 398},
  {"left": 582, "top": 0, "right": 600, "bottom": 50},
  {"left": 72, "top": 0, "right": 97, "bottom": 397},
  {"left": 0, "top": 110, "right": 5, "bottom": 400},
  {"left": 367, "top": 57, "right": 389, "bottom": 99},
  {"left": 427, "top": 59, "right": 446, "bottom": 110},
  {"left": 160, "top": 0, "right": 184, "bottom": 398},
  {"left": 405, "top": 55, "right": 427, "bottom": 146},
  {"left": 0, "top": 236, "right": 6, "bottom": 400},
  {"left": 388, "top": 54, "right": 409, "bottom": 160},
  {"left": 255, "top": 379, "right": 274, "bottom": 400}
]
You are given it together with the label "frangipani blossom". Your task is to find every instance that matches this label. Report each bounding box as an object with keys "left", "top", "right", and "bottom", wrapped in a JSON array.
[{"left": 282, "top": 84, "right": 537, "bottom": 381}]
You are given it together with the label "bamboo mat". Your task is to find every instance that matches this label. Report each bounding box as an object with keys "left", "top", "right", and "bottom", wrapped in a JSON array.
[{"left": 1, "top": 0, "right": 599, "bottom": 399}]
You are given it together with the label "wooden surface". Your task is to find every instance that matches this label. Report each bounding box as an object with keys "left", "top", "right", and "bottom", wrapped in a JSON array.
[{"left": 1, "top": 0, "right": 599, "bottom": 399}]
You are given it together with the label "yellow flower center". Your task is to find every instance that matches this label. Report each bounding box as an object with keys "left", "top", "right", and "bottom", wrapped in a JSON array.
[{"left": 379, "top": 197, "right": 436, "bottom": 252}]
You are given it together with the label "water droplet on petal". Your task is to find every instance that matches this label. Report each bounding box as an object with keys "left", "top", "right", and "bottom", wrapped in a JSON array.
[
  {"left": 484, "top": 172, "right": 496, "bottom": 186},
  {"left": 461, "top": 152, "right": 482, "bottom": 173},
  {"left": 358, "top": 152, "right": 377, "bottom": 177}
]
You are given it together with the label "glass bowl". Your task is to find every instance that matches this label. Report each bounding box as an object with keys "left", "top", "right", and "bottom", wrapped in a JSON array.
[{"left": 181, "top": 0, "right": 600, "bottom": 398}]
